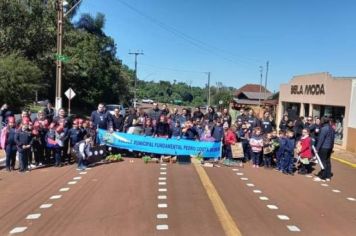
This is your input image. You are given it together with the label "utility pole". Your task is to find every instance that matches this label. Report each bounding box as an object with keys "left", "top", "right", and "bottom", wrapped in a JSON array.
[
  {"left": 206, "top": 72, "right": 211, "bottom": 108},
  {"left": 264, "top": 61, "right": 269, "bottom": 101},
  {"left": 129, "top": 51, "right": 144, "bottom": 108},
  {"left": 55, "top": 0, "right": 64, "bottom": 113}
]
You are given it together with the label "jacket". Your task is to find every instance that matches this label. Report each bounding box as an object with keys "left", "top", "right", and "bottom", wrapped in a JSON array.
[
  {"left": 224, "top": 129, "right": 236, "bottom": 145},
  {"left": 249, "top": 134, "right": 263, "bottom": 153},
  {"left": 316, "top": 124, "right": 335, "bottom": 151},
  {"left": 298, "top": 136, "right": 313, "bottom": 159}
]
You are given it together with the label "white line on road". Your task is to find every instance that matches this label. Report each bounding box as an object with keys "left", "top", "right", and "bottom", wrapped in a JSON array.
[
  {"left": 160, "top": 163, "right": 167, "bottom": 166},
  {"left": 73, "top": 176, "right": 82, "bottom": 180},
  {"left": 158, "top": 182, "right": 166, "bottom": 185},
  {"left": 158, "top": 177, "right": 166, "bottom": 181},
  {"left": 158, "top": 203, "right": 168, "bottom": 208},
  {"left": 246, "top": 183, "right": 255, "bottom": 187},
  {"left": 347, "top": 197, "right": 356, "bottom": 201},
  {"left": 68, "top": 181, "right": 77, "bottom": 185},
  {"left": 236, "top": 173, "right": 244, "bottom": 176},
  {"left": 267, "top": 205, "right": 278, "bottom": 210},
  {"left": 59, "top": 188, "right": 70, "bottom": 192},
  {"left": 79, "top": 172, "right": 87, "bottom": 175},
  {"left": 158, "top": 195, "right": 167, "bottom": 200},
  {"left": 40, "top": 204, "right": 53, "bottom": 209},
  {"left": 287, "top": 225, "right": 301, "bottom": 232},
  {"left": 332, "top": 189, "right": 341, "bottom": 193},
  {"left": 277, "top": 215, "right": 290, "bottom": 220},
  {"left": 253, "top": 190, "right": 262, "bottom": 193},
  {"left": 9, "top": 227, "right": 27, "bottom": 234},
  {"left": 50, "top": 195, "right": 62, "bottom": 200},
  {"left": 321, "top": 184, "right": 329, "bottom": 187},
  {"left": 160, "top": 172, "right": 167, "bottom": 175},
  {"left": 156, "top": 225, "right": 169, "bottom": 230},
  {"left": 232, "top": 169, "right": 239, "bottom": 171},
  {"left": 157, "top": 214, "right": 168, "bottom": 219},
  {"left": 160, "top": 167, "right": 167, "bottom": 170},
  {"left": 241, "top": 177, "right": 248, "bottom": 181},
  {"left": 158, "top": 188, "right": 167, "bottom": 192},
  {"left": 259, "top": 196, "right": 269, "bottom": 201},
  {"left": 26, "top": 213, "right": 41, "bottom": 220}
]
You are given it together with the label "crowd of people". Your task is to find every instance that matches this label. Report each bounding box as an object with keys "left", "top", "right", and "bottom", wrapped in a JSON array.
[{"left": 0, "top": 102, "right": 335, "bottom": 181}]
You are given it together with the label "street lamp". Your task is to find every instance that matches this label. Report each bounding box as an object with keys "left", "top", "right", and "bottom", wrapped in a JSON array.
[{"left": 55, "top": 0, "right": 83, "bottom": 114}]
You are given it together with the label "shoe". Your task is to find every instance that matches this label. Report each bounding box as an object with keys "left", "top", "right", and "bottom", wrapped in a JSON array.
[
  {"left": 326, "top": 178, "right": 331, "bottom": 182},
  {"left": 313, "top": 177, "right": 322, "bottom": 182},
  {"left": 253, "top": 165, "right": 256, "bottom": 168},
  {"left": 5, "top": 167, "right": 11, "bottom": 172},
  {"left": 256, "top": 165, "right": 259, "bottom": 168}
]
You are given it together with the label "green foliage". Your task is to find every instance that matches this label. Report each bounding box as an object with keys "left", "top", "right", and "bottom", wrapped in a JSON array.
[{"left": 0, "top": 54, "right": 42, "bottom": 108}]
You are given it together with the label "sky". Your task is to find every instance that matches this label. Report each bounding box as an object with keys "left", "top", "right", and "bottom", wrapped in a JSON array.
[{"left": 74, "top": 0, "right": 356, "bottom": 92}]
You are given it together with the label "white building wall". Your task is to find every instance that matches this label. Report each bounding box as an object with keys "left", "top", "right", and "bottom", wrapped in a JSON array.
[{"left": 348, "top": 80, "right": 356, "bottom": 128}]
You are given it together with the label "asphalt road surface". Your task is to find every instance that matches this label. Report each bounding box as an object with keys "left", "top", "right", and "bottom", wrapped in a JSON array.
[{"left": 0, "top": 157, "right": 355, "bottom": 236}]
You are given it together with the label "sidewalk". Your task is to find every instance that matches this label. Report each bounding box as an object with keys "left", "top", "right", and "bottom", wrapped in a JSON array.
[{"left": 332, "top": 146, "right": 356, "bottom": 168}]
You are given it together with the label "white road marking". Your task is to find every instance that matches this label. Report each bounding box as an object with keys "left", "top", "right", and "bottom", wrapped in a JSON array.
[
  {"left": 156, "top": 225, "right": 169, "bottom": 230},
  {"left": 157, "top": 214, "right": 168, "bottom": 219},
  {"left": 161, "top": 163, "right": 167, "bottom": 166},
  {"left": 236, "top": 173, "right": 244, "bottom": 176},
  {"left": 321, "top": 184, "right": 329, "bottom": 187},
  {"left": 9, "top": 227, "right": 27, "bottom": 234},
  {"left": 159, "top": 177, "right": 166, "bottom": 181},
  {"left": 26, "top": 213, "right": 41, "bottom": 220},
  {"left": 59, "top": 188, "right": 70, "bottom": 192},
  {"left": 160, "top": 167, "right": 167, "bottom": 170},
  {"left": 287, "top": 225, "right": 301, "bottom": 232},
  {"left": 50, "top": 195, "right": 62, "bottom": 200},
  {"left": 85, "top": 167, "right": 92, "bottom": 170},
  {"left": 332, "top": 189, "right": 341, "bottom": 193},
  {"left": 241, "top": 177, "right": 248, "bottom": 181},
  {"left": 267, "top": 205, "right": 278, "bottom": 210},
  {"left": 158, "top": 203, "right": 168, "bottom": 208},
  {"left": 232, "top": 169, "right": 239, "bottom": 171},
  {"left": 277, "top": 215, "right": 290, "bottom": 220},
  {"left": 40, "top": 204, "right": 53, "bottom": 209},
  {"left": 347, "top": 197, "right": 356, "bottom": 201},
  {"left": 79, "top": 172, "right": 87, "bottom": 175},
  {"left": 73, "top": 176, "right": 82, "bottom": 180},
  {"left": 68, "top": 181, "right": 77, "bottom": 185},
  {"left": 160, "top": 172, "right": 167, "bottom": 175},
  {"left": 253, "top": 190, "right": 262, "bottom": 194},
  {"left": 158, "top": 182, "right": 166, "bottom": 185},
  {"left": 305, "top": 175, "right": 313, "bottom": 178},
  {"left": 246, "top": 183, "right": 255, "bottom": 187},
  {"left": 158, "top": 188, "right": 167, "bottom": 192},
  {"left": 158, "top": 195, "right": 167, "bottom": 200},
  {"left": 259, "top": 196, "right": 269, "bottom": 201}
]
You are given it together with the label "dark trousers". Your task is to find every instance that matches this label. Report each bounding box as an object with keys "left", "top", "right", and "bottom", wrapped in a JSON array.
[
  {"left": 319, "top": 148, "right": 332, "bottom": 179},
  {"left": 224, "top": 144, "right": 232, "bottom": 159},
  {"left": 251, "top": 152, "right": 261, "bottom": 165},
  {"left": 281, "top": 154, "right": 293, "bottom": 173},
  {"left": 5, "top": 145, "right": 16, "bottom": 169},
  {"left": 263, "top": 153, "right": 273, "bottom": 168},
  {"left": 242, "top": 141, "right": 250, "bottom": 161},
  {"left": 19, "top": 149, "right": 30, "bottom": 171}
]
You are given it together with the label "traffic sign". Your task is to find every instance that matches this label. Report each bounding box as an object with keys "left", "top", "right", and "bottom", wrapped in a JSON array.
[
  {"left": 55, "top": 54, "right": 70, "bottom": 62},
  {"left": 65, "top": 88, "right": 76, "bottom": 100}
]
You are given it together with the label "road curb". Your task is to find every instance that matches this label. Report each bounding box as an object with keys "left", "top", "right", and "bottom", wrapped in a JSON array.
[{"left": 331, "top": 156, "right": 356, "bottom": 168}]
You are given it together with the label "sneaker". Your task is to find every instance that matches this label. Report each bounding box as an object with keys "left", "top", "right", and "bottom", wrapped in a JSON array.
[
  {"left": 256, "top": 165, "right": 259, "bottom": 168},
  {"left": 313, "top": 177, "right": 322, "bottom": 182},
  {"left": 253, "top": 165, "right": 256, "bottom": 168},
  {"left": 326, "top": 178, "right": 331, "bottom": 182}
]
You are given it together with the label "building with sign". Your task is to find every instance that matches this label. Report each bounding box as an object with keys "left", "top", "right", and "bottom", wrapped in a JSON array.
[{"left": 277, "top": 72, "right": 356, "bottom": 152}]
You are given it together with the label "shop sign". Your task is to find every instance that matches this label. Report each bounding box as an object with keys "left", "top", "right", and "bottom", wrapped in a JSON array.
[{"left": 291, "top": 84, "right": 325, "bottom": 95}]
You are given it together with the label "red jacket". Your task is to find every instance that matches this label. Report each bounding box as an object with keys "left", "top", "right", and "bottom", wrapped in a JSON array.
[
  {"left": 224, "top": 129, "right": 236, "bottom": 145},
  {"left": 299, "top": 136, "right": 313, "bottom": 159}
]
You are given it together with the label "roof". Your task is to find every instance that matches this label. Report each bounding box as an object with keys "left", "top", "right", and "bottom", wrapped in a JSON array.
[
  {"left": 233, "top": 98, "right": 278, "bottom": 106},
  {"left": 238, "top": 91, "right": 273, "bottom": 100},
  {"left": 235, "top": 84, "right": 270, "bottom": 97}
]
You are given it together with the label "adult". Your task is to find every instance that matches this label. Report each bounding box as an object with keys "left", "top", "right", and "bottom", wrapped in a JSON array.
[
  {"left": 221, "top": 108, "right": 232, "bottom": 127},
  {"left": 192, "top": 107, "right": 204, "bottom": 120},
  {"left": 53, "top": 108, "right": 70, "bottom": 163},
  {"left": 161, "top": 104, "right": 170, "bottom": 116},
  {"left": 309, "top": 117, "right": 321, "bottom": 144},
  {"left": 53, "top": 108, "right": 70, "bottom": 128},
  {"left": 154, "top": 115, "right": 171, "bottom": 138},
  {"left": 279, "top": 115, "right": 289, "bottom": 131},
  {"left": 179, "top": 108, "right": 191, "bottom": 124},
  {"left": 111, "top": 108, "right": 125, "bottom": 132},
  {"left": 205, "top": 106, "right": 218, "bottom": 123},
  {"left": 1, "top": 104, "right": 13, "bottom": 127},
  {"left": 261, "top": 111, "right": 276, "bottom": 134},
  {"left": 149, "top": 103, "right": 162, "bottom": 126},
  {"left": 16, "top": 110, "right": 31, "bottom": 127},
  {"left": 44, "top": 102, "right": 55, "bottom": 123},
  {"left": 124, "top": 108, "right": 139, "bottom": 133},
  {"left": 170, "top": 108, "right": 181, "bottom": 123},
  {"left": 90, "top": 103, "right": 111, "bottom": 130},
  {"left": 294, "top": 116, "right": 305, "bottom": 141},
  {"left": 237, "top": 108, "right": 248, "bottom": 123},
  {"left": 315, "top": 117, "right": 335, "bottom": 181},
  {"left": 246, "top": 109, "right": 260, "bottom": 129}
]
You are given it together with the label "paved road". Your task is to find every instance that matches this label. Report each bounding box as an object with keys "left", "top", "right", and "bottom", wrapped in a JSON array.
[{"left": 0, "top": 157, "right": 355, "bottom": 236}]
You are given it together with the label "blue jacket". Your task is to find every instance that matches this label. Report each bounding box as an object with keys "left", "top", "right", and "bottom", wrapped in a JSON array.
[
  {"left": 68, "top": 128, "right": 83, "bottom": 146},
  {"left": 276, "top": 137, "right": 287, "bottom": 158},
  {"left": 211, "top": 125, "right": 224, "bottom": 141},
  {"left": 316, "top": 124, "right": 335, "bottom": 151},
  {"left": 171, "top": 126, "right": 182, "bottom": 138},
  {"left": 284, "top": 137, "right": 295, "bottom": 156}
]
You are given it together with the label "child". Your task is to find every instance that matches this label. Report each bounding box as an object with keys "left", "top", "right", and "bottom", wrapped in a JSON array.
[
  {"left": 170, "top": 120, "right": 182, "bottom": 139},
  {"left": 15, "top": 120, "right": 33, "bottom": 172},
  {"left": 263, "top": 133, "right": 273, "bottom": 168},
  {"left": 223, "top": 123, "right": 236, "bottom": 160},
  {"left": 68, "top": 120, "right": 83, "bottom": 163},
  {"left": 142, "top": 118, "right": 155, "bottom": 136},
  {"left": 73, "top": 134, "right": 93, "bottom": 171},
  {"left": 1, "top": 116, "right": 17, "bottom": 171},
  {"left": 249, "top": 127, "right": 263, "bottom": 168},
  {"left": 275, "top": 130, "right": 287, "bottom": 171},
  {"left": 281, "top": 130, "right": 296, "bottom": 175},
  {"left": 297, "top": 128, "right": 313, "bottom": 174},
  {"left": 211, "top": 119, "right": 224, "bottom": 142},
  {"left": 200, "top": 125, "right": 215, "bottom": 142}
]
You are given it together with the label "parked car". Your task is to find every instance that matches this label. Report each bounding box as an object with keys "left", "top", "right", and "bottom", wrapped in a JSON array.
[
  {"left": 141, "top": 99, "right": 154, "bottom": 104},
  {"left": 106, "top": 104, "right": 126, "bottom": 117}
]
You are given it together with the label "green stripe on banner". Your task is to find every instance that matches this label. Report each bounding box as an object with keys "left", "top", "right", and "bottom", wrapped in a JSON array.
[{"left": 97, "top": 129, "right": 221, "bottom": 158}]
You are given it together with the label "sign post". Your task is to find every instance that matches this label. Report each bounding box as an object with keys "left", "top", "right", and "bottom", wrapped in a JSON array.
[{"left": 65, "top": 88, "right": 76, "bottom": 116}]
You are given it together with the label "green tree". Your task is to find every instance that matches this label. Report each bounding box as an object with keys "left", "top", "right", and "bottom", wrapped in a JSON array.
[{"left": 0, "top": 54, "right": 42, "bottom": 108}]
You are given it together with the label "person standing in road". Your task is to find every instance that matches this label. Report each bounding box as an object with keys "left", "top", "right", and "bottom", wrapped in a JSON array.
[
  {"left": 149, "top": 103, "right": 162, "bottom": 127},
  {"left": 261, "top": 111, "right": 276, "bottom": 134},
  {"left": 15, "top": 120, "right": 33, "bottom": 172},
  {"left": 279, "top": 115, "right": 289, "bottom": 132},
  {"left": 221, "top": 108, "right": 232, "bottom": 127},
  {"left": 249, "top": 127, "right": 263, "bottom": 168},
  {"left": 90, "top": 103, "right": 111, "bottom": 130},
  {"left": 1, "top": 116, "right": 17, "bottom": 171},
  {"left": 297, "top": 129, "right": 313, "bottom": 175},
  {"left": 314, "top": 117, "right": 335, "bottom": 181},
  {"left": 111, "top": 108, "right": 125, "bottom": 132},
  {"left": 192, "top": 106, "right": 204, "bottom": 121}
]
